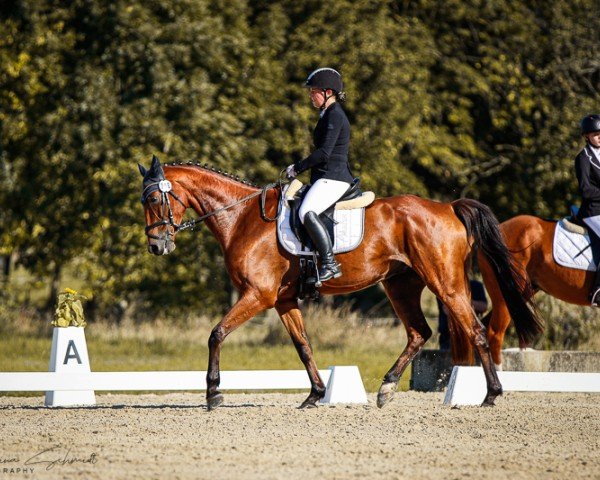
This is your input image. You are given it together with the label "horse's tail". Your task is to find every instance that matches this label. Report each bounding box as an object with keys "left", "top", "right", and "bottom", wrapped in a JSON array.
[{"left": 451, "top": 198, "right": 543, "bottom": 362}]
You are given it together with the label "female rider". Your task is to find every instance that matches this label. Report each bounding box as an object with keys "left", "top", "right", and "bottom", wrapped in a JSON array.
[
  {"left": 286, "top": 68, "right": 354, "bottom": 282},
  {"left": 575, "top": 114, "right": 600, "bottom": 305}
]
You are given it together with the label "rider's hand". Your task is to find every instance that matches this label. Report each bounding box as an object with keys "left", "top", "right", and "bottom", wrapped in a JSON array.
[{"left": 285, "top": 164, "right": 297, "bottom": 179}]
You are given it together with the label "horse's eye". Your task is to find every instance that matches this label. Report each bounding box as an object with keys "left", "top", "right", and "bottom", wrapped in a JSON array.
[{"left": 149, "top": 196, "right": 160, "bottom": 204}]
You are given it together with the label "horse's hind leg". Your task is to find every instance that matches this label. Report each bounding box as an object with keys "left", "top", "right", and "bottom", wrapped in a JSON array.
[
  {"left": 206, "top": 290, "right": 267, "bottom": 410},
  {"left": 377, "top": 274, "right": 431, "bottom": 408},
  {"left": 275, "top": 298, "right": 326, "bottom": 408}
]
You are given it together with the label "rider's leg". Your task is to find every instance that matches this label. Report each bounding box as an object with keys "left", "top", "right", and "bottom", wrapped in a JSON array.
[
  {"left": 299, "top": 179, "right": 349, "bottom": 282},
  {"left": 583, "top": 216, "right": 600, "bottom": 305},
  {"left": 302, "top": 211, "right": 341, "bottom": 281}
]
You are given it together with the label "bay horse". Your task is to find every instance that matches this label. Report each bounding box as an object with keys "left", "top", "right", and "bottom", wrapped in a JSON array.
[
  {"left": 138, "top": 155, "right": 542, "bottom": 409},
  {"left": 479, "top": 214, "right": 593, "bottom": 368}
]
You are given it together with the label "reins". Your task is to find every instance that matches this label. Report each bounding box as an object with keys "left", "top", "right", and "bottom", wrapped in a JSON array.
[
  {"left": 142, "top": 172, "right": 284, "bottom": 240},
  {"left": 178, "top": 181, "right": 282, "bottom": 232}
]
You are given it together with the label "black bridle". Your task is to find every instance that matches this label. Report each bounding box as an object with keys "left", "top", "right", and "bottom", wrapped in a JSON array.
[{"left": 141, "top": 176, "right": 282, "bottom": 241}]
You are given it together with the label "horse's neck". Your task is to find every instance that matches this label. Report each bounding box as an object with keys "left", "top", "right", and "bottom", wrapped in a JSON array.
[{"left": 183, "top": 171, "right": 263, "bottom": 250}]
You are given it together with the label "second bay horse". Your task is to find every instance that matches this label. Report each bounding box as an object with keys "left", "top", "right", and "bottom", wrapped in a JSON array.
[
  {"left": 139, "top": 156, "right": 542, "bottom": 409},
  {"left": 479, "top": 215, "right": 593, "bottom": 368}
]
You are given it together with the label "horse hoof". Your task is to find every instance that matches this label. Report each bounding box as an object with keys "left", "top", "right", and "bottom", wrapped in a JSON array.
[
  {"left": 207, "top": 393, "right": 224, "bottom": 411},
  {"left": 298, "top": 390, "right": 324, "bottom": 409},
  {"left": 482, "top": 391, "right": 501, "bottom": 407},
  {"left": 376, "top": 382, "right": 397, "bottom": 408},
  {"left": 298, "top": 401, "right": 318, "bottom": 409}
]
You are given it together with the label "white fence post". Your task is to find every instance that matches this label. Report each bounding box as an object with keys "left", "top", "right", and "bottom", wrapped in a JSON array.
[
  {"left": 444, "top": 366, "right": 600, "bottom": 406},
  {"left": 322, "top": 366, "right": 368, "bottom": 404}
]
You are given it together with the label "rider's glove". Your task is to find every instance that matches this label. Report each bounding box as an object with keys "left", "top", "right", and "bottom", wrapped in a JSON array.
[{"left": 285, "top": 164, "right": 297, "bottom": 179}]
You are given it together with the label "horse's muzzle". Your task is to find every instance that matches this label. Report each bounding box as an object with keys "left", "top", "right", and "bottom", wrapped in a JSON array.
[{"left": 147, "top": 240, "right": 176, "bottom": 255}]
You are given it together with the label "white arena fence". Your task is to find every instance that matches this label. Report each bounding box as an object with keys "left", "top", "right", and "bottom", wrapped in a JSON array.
[
  {"left": 0, "top": 326, "right": 368, "bottom": 406},
  {"left": 4, "top": 327, "right": 598, "bottom": 408},
  {"left": 0, "top": 367, "right": 368, "bottom": 406}
]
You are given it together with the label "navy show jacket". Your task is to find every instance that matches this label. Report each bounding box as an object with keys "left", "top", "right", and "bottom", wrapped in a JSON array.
[
  {"left": 294, "top": 102, "right": 354, "bottom": 184},
  {"left": 576, "top": 145, "right": 600, "bottom": 219}
]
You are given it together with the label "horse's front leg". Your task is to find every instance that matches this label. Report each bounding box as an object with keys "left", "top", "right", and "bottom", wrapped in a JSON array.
[
  {"left": 471, "top": 315, "right": 503, "bottom": 406},
  {"left": 443, "top": 295, "right": 502, "bottom": 406},
  {"left": 479, "top": 254, "right": 511, "bottom": 370},
  {"left": 483, "top": 302, "right": 511, "bottom": 370},
  {"left": 275, "top": 298, "right": 326, "bottom": 408},
  {"left": 207, "top": 291, "right": 266, "bottom": 411}
]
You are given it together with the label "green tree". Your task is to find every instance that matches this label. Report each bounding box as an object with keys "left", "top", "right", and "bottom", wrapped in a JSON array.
[
  {"left": 2, "top": 0, "right": 598, "bottom": 321},
  {"left": 397, "top": 0, "right": 599, "bottom": 217}
]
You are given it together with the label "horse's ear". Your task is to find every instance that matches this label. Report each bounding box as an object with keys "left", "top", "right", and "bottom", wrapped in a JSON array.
[
  {"left": 138, "top": 163, "right": 147, "bottom": 177},
  {"left": 151, "top": 155, "right": 160, "bottom": 169}
]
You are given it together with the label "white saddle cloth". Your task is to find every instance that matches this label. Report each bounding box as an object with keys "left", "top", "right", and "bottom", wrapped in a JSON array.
[
  {"left": 277, "top": 185, "right": 365, "bottom": 256},
  {"left": 553, "top": 219, "right": 596, "bottom": 271}
]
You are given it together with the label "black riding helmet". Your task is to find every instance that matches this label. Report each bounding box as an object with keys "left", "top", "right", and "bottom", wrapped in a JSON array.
[
  {"left": 304, "top": 68, "right": 344, "bottom": 93},
  {"left": 581, "top": 114, "right": 600, "bottom": 135},
  {"left": 304, "top": 68, "right": 345, "bottom": 109}
]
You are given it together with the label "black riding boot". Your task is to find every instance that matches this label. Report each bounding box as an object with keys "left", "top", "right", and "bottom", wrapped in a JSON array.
[{"left": 303, "top": 211, "right": 342, "bottom": 283}]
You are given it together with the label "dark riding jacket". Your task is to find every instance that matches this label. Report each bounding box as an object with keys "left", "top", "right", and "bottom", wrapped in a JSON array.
[
  {"left": 294, "top": 102, "right": 354, "bottom": 185},
  {"left": 575, "top": 144, "right": 600, "bottom": 219}
]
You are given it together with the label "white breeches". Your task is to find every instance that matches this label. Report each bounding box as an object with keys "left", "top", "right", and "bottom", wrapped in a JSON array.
[{"left": 299, "top": 178, "right": 350, "bottom": 223}]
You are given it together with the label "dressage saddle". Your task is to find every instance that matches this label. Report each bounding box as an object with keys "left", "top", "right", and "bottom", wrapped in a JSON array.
[{"left": 286, "top": 178, "right": 372, "bottom": 250}]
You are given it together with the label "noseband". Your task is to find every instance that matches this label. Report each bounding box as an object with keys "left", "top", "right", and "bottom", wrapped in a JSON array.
[{"left": 141, "top": 177, "right": 282, "bottom": 241}]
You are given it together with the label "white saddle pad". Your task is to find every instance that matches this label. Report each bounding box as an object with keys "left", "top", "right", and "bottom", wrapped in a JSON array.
[
  {"left": 277, "top": 185, "right": 365, "bottom": 256},
  {"left": 553, "top": 220, "right": 596, "bottom": 271}
]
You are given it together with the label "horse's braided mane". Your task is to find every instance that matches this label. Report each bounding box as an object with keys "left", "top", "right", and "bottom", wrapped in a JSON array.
[{"left": 166, "top": 161, "right": 259, "bottom": 188}]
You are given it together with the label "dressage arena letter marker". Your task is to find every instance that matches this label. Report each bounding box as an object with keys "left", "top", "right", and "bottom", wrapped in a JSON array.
[{"left": 45, "top": 327, "right": 96, "bottom": 407}]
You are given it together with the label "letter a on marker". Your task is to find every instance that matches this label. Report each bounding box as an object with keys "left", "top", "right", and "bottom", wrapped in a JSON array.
[{"left": 63, "top": 339, "right": 83, "bottom": 364}]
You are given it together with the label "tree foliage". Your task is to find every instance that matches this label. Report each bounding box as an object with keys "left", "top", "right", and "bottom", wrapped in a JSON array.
[{"left": 1, "top": 0, "right": 598, "bottom": 318}]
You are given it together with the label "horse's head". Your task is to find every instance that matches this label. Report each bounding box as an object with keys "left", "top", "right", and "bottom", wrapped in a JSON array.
[{"left": 138, "top": 155, "right": 187, "bottom": 255}]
